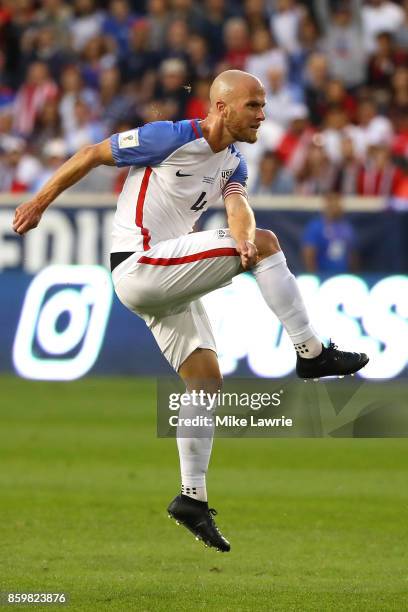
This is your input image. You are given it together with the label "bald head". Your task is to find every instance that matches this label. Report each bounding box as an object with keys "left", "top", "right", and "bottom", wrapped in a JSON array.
[
  {"left": 209, "top": 70, "right": 264, "bottom": 108},
  {"left": 203, "top": 70, "right": 266, "bottom": 146}
]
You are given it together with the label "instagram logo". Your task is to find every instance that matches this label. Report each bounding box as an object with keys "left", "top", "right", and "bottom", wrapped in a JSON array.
[{"left": 13, "top": 265, "right": 113, "bottom": 380}]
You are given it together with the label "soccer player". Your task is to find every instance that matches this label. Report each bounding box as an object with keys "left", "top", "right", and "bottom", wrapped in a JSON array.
[{"left": 13, "top": 70, "right": 368, "bottom": 553}]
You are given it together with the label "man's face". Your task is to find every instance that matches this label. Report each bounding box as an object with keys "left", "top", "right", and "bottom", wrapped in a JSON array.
[{"left": 223, "top": 86, "right": 266, "bottom": 143}]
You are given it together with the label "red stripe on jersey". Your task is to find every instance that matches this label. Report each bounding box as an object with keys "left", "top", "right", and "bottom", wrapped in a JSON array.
[
  {"left": 138, "top": 247, "right": 239, "bottom": 266},
  {"left": 135, "top": 166, "right": 153, "bottom": 250},
  {"left": 190, "top": 120, "right": 200, "bottom": 139}
]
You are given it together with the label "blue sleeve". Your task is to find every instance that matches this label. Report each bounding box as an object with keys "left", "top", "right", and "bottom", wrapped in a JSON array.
[
  {"left": 110, "top": 120, "right": 197, "bottom": 168},
  {"left": 303, "top": 219, "right": 321, "bottom": 247},
  {"left": 226, "top": 146, "right": 248, "bottom": 188}
]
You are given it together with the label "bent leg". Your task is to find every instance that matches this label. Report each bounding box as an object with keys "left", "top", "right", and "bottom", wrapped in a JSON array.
[
  {"left": 113, "top": 229, "right": 241, "bottom": 316},
  {"left": 253, "top": 228, "right": 322, "bottom": 358}
]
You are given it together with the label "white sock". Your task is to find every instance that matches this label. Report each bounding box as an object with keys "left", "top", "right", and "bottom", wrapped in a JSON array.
[
  {"left": 253, "top": 251, "right": 322, "bottom": 359},
  {"left": 181, "top": 484, "right": 208, "bottom": 500},
  {"left": 176, "top": 393, "right": 215, "bottom": 502}
]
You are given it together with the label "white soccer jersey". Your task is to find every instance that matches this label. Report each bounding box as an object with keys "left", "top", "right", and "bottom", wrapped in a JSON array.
[{"left": 110, "top": 119, "right": 248, "bottom": 253}]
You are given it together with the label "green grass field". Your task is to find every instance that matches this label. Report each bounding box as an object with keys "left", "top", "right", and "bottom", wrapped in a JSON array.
[{"left": 1, "top": 375, "right": 407, "bottom": 611}]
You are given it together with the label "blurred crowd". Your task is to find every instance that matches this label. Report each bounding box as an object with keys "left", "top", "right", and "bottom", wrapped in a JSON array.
[{"left": 0, "top": 0, "right": 407, "bottom": 199}]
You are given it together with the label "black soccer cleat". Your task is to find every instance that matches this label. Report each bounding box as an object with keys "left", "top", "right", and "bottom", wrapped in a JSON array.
[
  {"left": 296, "top": 340, "right": 369, "bottom": 380},
  {"left": 167, "top": 494, "right": 231, "bottom": 552}
]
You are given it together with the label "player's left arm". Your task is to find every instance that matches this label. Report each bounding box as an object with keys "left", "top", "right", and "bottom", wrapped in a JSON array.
[
  {"left": 224, "top": 191, "right": 257, "bottom": 270},
  {"left": 223, "top": 150, "right": 258, "bottom": 270}
]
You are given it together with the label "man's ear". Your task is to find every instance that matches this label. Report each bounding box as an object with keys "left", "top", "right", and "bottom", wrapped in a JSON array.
[{"left": 216, "top": 100, "right": 227, "bottom": 115}]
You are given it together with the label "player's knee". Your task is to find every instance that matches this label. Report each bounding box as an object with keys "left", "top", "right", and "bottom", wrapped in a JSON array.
[
  {"left": 256, "top": 229, "right": 281, "bottom": 259},
  {"left": 179, "top": 348, "right": 223, "bottom": 394},
  {"left": 185, "top": 376, "right": 223, "bottom": 395},
  {"left": 204, "top": 375, "right": 223, "bottom": 395}
]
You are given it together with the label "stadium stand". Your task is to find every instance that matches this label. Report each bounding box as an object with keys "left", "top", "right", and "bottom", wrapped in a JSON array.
[{"left": 0, "top": 0, "right": 407, "bottom": 273}]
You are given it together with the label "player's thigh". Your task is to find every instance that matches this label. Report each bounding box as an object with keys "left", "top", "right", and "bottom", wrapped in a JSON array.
[
  {"left": 114, "top": 229, "right": 241, "bottom": 315},
  {"left": 146, "top": 299, "right": 219, "bottom": 375}
]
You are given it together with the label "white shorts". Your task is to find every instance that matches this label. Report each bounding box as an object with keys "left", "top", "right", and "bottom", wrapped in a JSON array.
[{"left": 112, "top": 229, "right": 242, "bottom": 371}]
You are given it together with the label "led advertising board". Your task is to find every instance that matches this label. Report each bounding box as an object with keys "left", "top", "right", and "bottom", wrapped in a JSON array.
[{"left": 3, "top": 266, "right": 407, "bottom": 380}]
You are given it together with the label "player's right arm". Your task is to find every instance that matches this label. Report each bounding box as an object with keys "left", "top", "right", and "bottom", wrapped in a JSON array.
[
  {"left": 13, "top": 139, "right": 114, "bottom": 235},
  {"left": 13, "top": 120, "right": 195, "bottom": 235}
]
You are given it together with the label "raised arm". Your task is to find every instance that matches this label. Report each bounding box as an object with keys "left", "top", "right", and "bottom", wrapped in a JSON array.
[{"left": 13, "top": 139, "right": 114, "bottom": 235}]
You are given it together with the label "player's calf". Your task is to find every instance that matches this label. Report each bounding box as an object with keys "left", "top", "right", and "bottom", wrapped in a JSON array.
[{"left": 251, "top": 237, "right": 369, "bottom": 377}]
